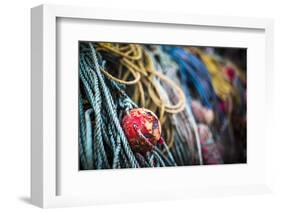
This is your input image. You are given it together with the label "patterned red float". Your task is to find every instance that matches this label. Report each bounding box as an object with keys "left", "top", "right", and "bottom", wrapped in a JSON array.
[{"left": 122, "top": 108, "right": 162, "bottom": 154}]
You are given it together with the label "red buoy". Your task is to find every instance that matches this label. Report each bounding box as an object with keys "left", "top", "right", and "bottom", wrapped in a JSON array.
[{"left": 122, "top": 108, "right": 162, "bottom": 154}]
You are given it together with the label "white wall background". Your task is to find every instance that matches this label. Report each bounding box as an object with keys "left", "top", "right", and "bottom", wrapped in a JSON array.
[{"left": 0, "top": 0, "right": 280, "bottom": 212}]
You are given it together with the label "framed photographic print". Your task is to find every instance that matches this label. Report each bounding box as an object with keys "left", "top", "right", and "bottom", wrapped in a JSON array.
[{"left": 31, "top": 4, "right": 274, "bottom": 208}]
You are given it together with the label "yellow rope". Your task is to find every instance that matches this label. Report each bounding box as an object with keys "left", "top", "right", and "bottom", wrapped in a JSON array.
[
  {"left": 100, "top": 67, "right": 141, "bottom": 85},
  {"left": 98, "top": 42, "right": 142, "bottom": 60},
  {"left": 97, "top": 43, "right": 185, "bottom": 114}
]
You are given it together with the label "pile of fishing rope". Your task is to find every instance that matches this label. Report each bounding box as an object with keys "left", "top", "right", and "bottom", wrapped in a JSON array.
[{"left": 79, "top": 42, "right": 246, "bottom": 170}]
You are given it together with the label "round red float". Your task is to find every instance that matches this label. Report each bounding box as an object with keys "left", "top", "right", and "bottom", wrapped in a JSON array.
[{"left": 121, "top": 108, "right": 162, "bottom": 154}]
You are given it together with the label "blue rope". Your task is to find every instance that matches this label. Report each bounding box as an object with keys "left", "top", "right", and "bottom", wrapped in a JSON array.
[{"left": 162, "top": 46, "right": 217, "bottom": 109}]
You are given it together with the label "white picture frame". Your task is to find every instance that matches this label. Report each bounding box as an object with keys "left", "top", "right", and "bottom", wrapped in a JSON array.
[{"left": 31, "top": 4, "right": 274, "bottom": 208}]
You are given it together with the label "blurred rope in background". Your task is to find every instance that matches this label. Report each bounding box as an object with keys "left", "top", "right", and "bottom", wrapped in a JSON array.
[{"left": 79, "top": 42, "right": 247, "bottom": 170}]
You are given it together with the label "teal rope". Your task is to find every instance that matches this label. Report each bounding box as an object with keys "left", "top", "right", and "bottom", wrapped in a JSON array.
[
  {"left": 135, "top": 153, "right": 149, "bottom": 167},
  {"left": 85, "top": 108, "right": 94, "bottom": 168},
  {"left": 88, "top": 43, "right": 139, "bottom": 168},
  {"left": 146, "top": 152, "right": 155, "bottom": 167},
  {"left": 79, "top": 94, "right": 90, "bottom": 169},
  {"left": 152, "top": 150, "right": 166, "bottom": 167},
  {"left": 80, "top": 58, "right": 110, "bottom": 169}
]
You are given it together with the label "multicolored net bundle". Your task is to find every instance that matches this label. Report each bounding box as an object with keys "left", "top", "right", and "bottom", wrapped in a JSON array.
[{"left": 79, "top": 42, "right": 246, "bottom": 170}]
